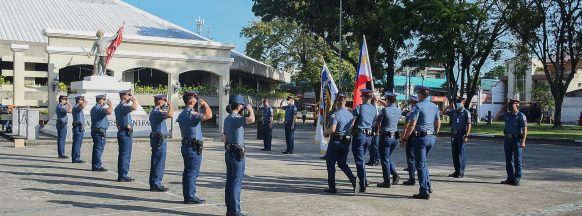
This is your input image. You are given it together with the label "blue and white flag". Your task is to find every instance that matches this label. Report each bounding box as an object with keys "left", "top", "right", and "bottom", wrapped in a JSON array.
[{"left": 315, "top": 62, "right": 338, "bottom": 155}]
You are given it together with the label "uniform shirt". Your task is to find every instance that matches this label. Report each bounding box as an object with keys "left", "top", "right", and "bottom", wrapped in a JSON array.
[
  {"left": 56, "top": 103, "right": 68, "bottom": 124},
  {"left": 90, "top": 104, "right": 109, "bottom": 129},
  {"left": 223, "top": 112, "right": 247, "bottom": 145},
  {"left": 405, "top": 107, "right": 416, "bottom": 124},
  {"left": 177, "top": 107, "right": 203, "bottom": 140},
  {"left": 115, "top": 102, "right": 133, "bottom": 129},
  {"left": 446, "top": 108, "right": 471, "bottom": 131},
  {"left": 503, "top": 111, "right": 527, "bottom": 135},
  {"left": 378, "top": 104, "right": 402, "bottom": 132},
  {"left": 331, "top": 107, "right": 353, "bottom": 135},
  {"left": 412, "top": 98, "right": 440, "bottom": 132},
  {"left": 72, "top": 105, "right": 84, "bottom": 124},
  {"left": 283, "top": 104, "right": 297, "bottom": 123},
  {"left": 262, "top": 106, "right": 273, "bottom": 125},
  {"left": 149, "top": 107, "right": 168, "bottom": 136},
  {"left": 352, "top": 103, "right": 377, "bottom": 130}
]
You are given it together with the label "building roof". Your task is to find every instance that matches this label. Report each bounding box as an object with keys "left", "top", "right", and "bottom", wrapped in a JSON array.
[{"left": 394, "top": 76, "right": 446, "bottom": 88}]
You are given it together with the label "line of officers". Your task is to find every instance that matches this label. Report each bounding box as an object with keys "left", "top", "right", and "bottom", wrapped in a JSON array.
[
  {"left": 55, "top": 90, "right": 254, "bottom": 216},
  {"left": 317, "top": 86, "right": 527, "bottom": 200}
]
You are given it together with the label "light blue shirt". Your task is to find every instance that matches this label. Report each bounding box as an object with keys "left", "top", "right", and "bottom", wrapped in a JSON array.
[
  {"left": 149, "top": 107, "right": 168, "bottom": 136},
  {"left": 352, "top": 103, "right": 377, "bottom": 130},
  {"left": 72, "top": 105, "right": 84, "bottom": 124},
  {"left": 412, "top": 98, "right": 440, "bottom": 132},
  {"left": 114, "top": 103, "right": 133, "bottom": 130},
  {"left": 378, "top": 104, "right": 402, "bottom": 132},
  {"left": 283, "top": 105, "right": 297, "bottom": 123},
  {"left": 223, "top": 112, "right": 247, "bottom": 145},
  {"left": 177, "top": 107, "right": 203, "bottom": 140},
  {"left": 56, "top": 104, "right": 68, "bottom": 124},
  {"left": 330, "top": 107, "right": 353, "bottom": 135},
  {"left": 90, "top": 104, "right": 109, "bottom": 129},
  {"left": 262, "top": 106, "right": 273, "bottom": 125}
]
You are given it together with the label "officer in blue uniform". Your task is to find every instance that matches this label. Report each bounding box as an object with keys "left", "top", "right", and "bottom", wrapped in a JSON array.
[
  {"left": 71, "top": 95, "right": 88, "bottom": 163},
  {"left": 90, "top": 94, "right": 113, "bottom": 171},
  {"left": 114, "top": 89, "right": 139, "bottom": 182},
  {"left": 375, "top": 92, "right": 402, "bottom": 188},
  {"left": 223, "top": 94, "right": 255, "bottom": 216},
  {"left": 280, "top": 96, "right": 297, "bottom": 154},
  {"left": 56, "top": 95, "right": 72, "bottom": 159},
  {"left": 260, "top": 98, "right": 273, "bottom": 151},
  {"left": 400, "top": 95, "right": 419, "bottom": 186},
  {"left": 351, "top": 89, "right": 377, "bottom": 192},
  {"left": 149, "top": 94, "right": 174, "bottom": 192},
  {"left": 366, "top": 97, "right": 381, "bottom": 166},
  {"left": 500, "top": 99, "right": 528, "bottom": 186},
  {"left": 401, "top": 86, "right": 441, "bottom": 199},
  {"left": 441, "top": 97, "right": 472, "bottom": 178},
  {"left": 177, "top": 91, "right": 213, "bottom": 204},
  {"left": 323, "top": 94, "right": 357, "bottom": 194}
]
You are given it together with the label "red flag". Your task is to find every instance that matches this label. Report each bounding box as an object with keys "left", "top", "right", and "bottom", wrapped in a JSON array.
[
  {"left": 352, "top": 36, "right": 374, "bottom": 109},
  {"left": 106, "top": 25, "right": 124, "bottom": 65}
]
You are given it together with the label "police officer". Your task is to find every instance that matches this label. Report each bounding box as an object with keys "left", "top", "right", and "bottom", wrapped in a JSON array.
[
  {"left": 223, "top": 94, "right": 255, "bottom": 216},
  {"left": 90, "top": 94, "right": 113, "bottom": 171},
  {"left": 500, "top": 99, "right": 527, "bottom": 186},
  {"left": 366, "top": 96, "right": 381, "bottom": 167},
  {"left": 441, "top": 97, "right": 472, "bottom": 178},
  {"left": 56, "top": 95, "right": 72, "bottom": 159},
  {"left": 280, "top": 96, "right": 297, "bottom": 154},
  {"left": 71, "top": 95, "right": 88, "bottom": 163},
  {"left": 323, "top": 94, "right": 357, "bottom": 194},
  {"left": 351, "top": 89, "right": 377, "bottom": 192},
  {"left": 401, "top": 86, "right": 440, "bottom": 199},
  {"left": 177, "top": 91, "right": 213, "bottom": 204},
  {"left": 148, "top": 94, "right": 174, "bottom": 192},
  {"left": 400, "top": 95, "right": 419, "bottom": 186},
  {"left": 115, "top": 90, "right": 138, "bottom": 182},
  {"left": 375, "top": 92, "right": 402, "bottom": 188},
  {"left": 260, "top": 98, "right": 273, "bottom": 151}
]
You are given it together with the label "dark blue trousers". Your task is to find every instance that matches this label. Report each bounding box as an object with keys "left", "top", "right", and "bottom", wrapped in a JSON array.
[
  {"left": 56, "top": 125, "right": 68, "bottom": 157},
  {"left": 262, "top": 123, "right": 272, "bottom": 150},
  {"left": 284, "top": 124, "right": 295, "bottom": 153},
  {"left": 504, "top": 137, "right": 523, "bottom": 183},
  {"left": 406, "top": 136, "right": 416, "bottom": 182},
  {"left": 225, "top": 149, "right": 245, "bottom": 216},
  {"left": 380, "top": 136, "right": 399, "bottom": 183},
  {"left": 117, "top": 131, "right": 133, "bottom": 179},
  {"left": 149, "top": 138, "right": 167, "bottom": 187},
  {"left": 71, "top": 126, "right": 84, "bottom": 161},
  {"left": 414, "top": 135, "right": 435, "bottom": 196},
  {"left": 326, "top": 139, "right": 355, "bottom": 189},
  {"left": 181, "top": 144, "right": 202, "bottom": 202},
  {"left": 91, "top": 131, "right": 107, "bottom": 170},
  {"left": 451, "top": 133, "right": 467, "bottom": 175},
  {"left": 369, "top": 135, "right": 380, "bottom": 162},
  {"left": 352, "top": 133, "right": 371, "bottom": 188}
]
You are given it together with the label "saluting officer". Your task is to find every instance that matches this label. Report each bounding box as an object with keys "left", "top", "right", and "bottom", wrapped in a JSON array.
[
  {"left": 223, "top": 95, "right": 255, "bottom": 216},
  {"left": 401, "top": 86, "right": 440, "bottom": 199},
  {"left": 260, "top": 98, "right": 273, "bottom": 151},
  {"left": 441, "top": 97, "right": 472, "bottom": 178},
  {"left": 56, "top": 95, "right": 72, "bottom": 159},
  {"left": 500, "top": 99, "right": 527, "bottom": 186},
  {"left": 90, "top": 94, "right": 113, "bottom": 171},
  {"left": 148, "top": 94, "right": 174, "bottom": 192},
  {"left": 375, "top": 92, "right": 402, "bottom": 188},
  {"left": 323, "top": 94, "right": 357, "bottom": 194},
  {"left": 177, "top": 91, "right": 212, "bottom": 204},
  {"left": 281, "top": 96, "right": 297, "bottom": 154},
  {"left": 351, "top": 88, "right": 377, "bottom": 192},
  {"left": 400, "top": 95, "right": 419, "bottom": 186},
  {"left": 71, "top": 95, "right": 88, "bottom": 163},
  {"left": 115, "top": 89, "right": 139, "bottom": 182}
]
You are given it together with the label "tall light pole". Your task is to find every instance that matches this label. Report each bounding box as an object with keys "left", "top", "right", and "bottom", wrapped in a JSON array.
[{"left": 338, "top": 0, "right": 343, "bottom": 92}]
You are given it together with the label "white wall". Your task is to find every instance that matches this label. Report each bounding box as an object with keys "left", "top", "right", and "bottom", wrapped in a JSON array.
[{"left": 561, "top": 97, "right": 582, "bottom": 123}]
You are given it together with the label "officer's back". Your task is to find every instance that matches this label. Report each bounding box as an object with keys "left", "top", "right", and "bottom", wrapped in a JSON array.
[
  {"left": 414, "top": 100, "right": 439, "bottom": 132},
  {"left": 332, "top": 107, "right": 353, "bottom": 135},
  {"left": 91, "top": 104, "right": 108, "bottom": 129},
  {"left": 354, "top": 103, "right": 376, "bottom": 130},
  {"left": 177, "top": 108, "right": 202, "bottom": 140},
  {"left": 381, "top": 105, "right": 402, "bottom": 131}
]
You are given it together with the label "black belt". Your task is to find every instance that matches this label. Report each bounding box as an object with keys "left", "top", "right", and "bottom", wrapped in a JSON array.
[
  {"left": 150, "top": 132, "right": 167, "bottom": 146},
  {"left": 72, "top": 122, "right": 84, "bottom": 127},
  {"left": 353, "top": 128, "right": 372, "bottom": 136},
  {"left": 56, "top": 120, "right": 66, "bottom": 127},
  {"left": 183, "top": 139, "right": 204, "bottom": 155},
  {"left": 505, "top": 134, "right": 521, "bottom": 139},
  {"left": 91, "top": 127, "right": 106, "bottom": 136},
  {"left": 331, "top": 134, "right": 351, "bottom": 142},
  {"left": 413, "top": 130, "right": 434, "bottom": 137},
  {"left": 452, "top": 130, "right": 466, "bottom": 135},
  {"left": 225, "top": 143, "right": 245, "bottom": 157}
]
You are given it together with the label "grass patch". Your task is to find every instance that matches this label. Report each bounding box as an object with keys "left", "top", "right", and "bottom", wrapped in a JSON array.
[{"left": 463, "top": 122, "right": 582, "bottom": 140}]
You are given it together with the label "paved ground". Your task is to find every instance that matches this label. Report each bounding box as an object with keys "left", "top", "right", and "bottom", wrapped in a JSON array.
[{"left": 0, "top": 123, "right": 581, "bottom": 216}]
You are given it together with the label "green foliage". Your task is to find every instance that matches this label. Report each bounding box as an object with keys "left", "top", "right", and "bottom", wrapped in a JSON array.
[
  {"left": 532, "top": 83, "right": 554, "bottom": 111},
  {"left": 0, "top": 76, "right": 11, "bottom": 85},
  {"left": 133, "top": 84, "right": 167, "bottom": 94},
  {"left": 230, "top": 85, "right": 290, "bottom": 99},
  {"left": 482, "top": 65, "right": 506, "bottom": 79},
  {"left": 274, "top": 110, "right": 285, "bottom": 121},
  {"left": 58, "top": 82, "right": 69, "bottom": 92}
]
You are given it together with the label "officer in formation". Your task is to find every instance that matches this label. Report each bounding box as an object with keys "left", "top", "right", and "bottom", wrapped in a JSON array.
[
  {"left": 55, "top": 95, "right": 72, "bottom": 159},
  {"left": 260, "top": 98, "right": 273, "bottom": 151},
  {"left": 148, "top": 94, "right": 174, "bottom": 192},
  {"left": 223, "top": 94, "right": 255, "bottom": 216},
  {"left": 177, "top": 91, "right": 213, "bottom": 204},
  {"left": 375, "top": 92, "right": 402, "bottom": 188},
  {"left": 400, "top": 95, "right": 419, "bottom": 186},
  {"left": 351, "top": 89, "right": 377, "bottom": 192},
  {"left": 115, "top": 90, "right": 139, "bottom": 182},
  {"left": 401, "top": 86, "right": 440, "bottom": 199},
  {"left": 366, "top": 96, "right": 381, "bottom": 166},
  {"left": 90, "top": 94, "right": 113, "bottom": 171},
  {"left": 280, "top": 96, "right": 297, "bottom": 154},
  {"left": 500, "top": 99, "right": 528, "bottom": 186},
  {"left": 323, "top": 94, "right": 357, "bottom": 194},
  {"left": 71, "top": 96, "right": 87, "bottom": 163},
  {"left": 441, "top": 97, "right": 472, "bottom": 178}
]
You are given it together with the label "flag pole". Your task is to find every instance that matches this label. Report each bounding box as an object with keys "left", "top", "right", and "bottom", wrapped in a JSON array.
[{"left": 338, "top": 0, "right": 343, "bottom": 93}]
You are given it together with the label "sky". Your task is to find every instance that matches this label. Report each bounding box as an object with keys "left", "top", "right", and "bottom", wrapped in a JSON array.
[{"left": 123, "top": 0, "right": 256, "bottom": 53}]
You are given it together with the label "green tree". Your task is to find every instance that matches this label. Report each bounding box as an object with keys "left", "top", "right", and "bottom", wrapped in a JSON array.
[
  {"left": 482, "top": 65, "right": 506, "bottom": 79},
  {"left": 532, "top": 83, "right": 554, "bottom": 111}
]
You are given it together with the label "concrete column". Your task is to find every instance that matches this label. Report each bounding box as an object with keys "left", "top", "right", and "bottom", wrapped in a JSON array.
[
  {"left": 525, "top": 63, "right": 533, "bottom": 102},
  {"left": 506, "top": 61, "right": 515, "bottom": 99},
  {"left": 47, "top": 63, "right": 59, "bottom": 120},
  {"left": 218, "top": 70, "right": 231, "bottom": 132},
  {"left": 10, "top": 44, "right": 29, "bottom": 106}
]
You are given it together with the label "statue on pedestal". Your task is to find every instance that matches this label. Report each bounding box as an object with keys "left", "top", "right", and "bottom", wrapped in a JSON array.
[{"left": 87, "top": 25, "right": 124, "bottom": 76}]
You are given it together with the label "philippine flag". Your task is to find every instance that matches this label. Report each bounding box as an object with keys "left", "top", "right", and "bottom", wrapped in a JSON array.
[{"left": 352, "top": 35, "right": 374, "bottom": 109}]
